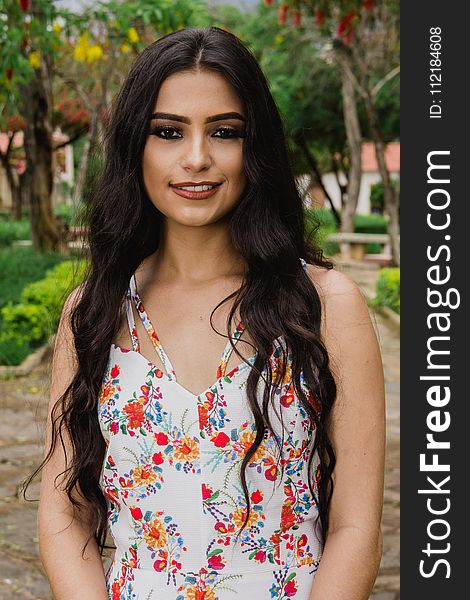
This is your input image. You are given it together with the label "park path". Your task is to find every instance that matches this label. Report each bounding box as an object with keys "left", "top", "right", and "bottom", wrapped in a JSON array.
[{"left": 0, "top": 260, "right": 399, "bottom": 599}]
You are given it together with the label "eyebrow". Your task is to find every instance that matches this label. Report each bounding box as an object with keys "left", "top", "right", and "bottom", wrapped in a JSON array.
[{"left": 150, "top": 111, "right": 246, "bottom": 124}]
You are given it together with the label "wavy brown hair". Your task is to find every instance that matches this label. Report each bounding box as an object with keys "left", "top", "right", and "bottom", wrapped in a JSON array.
[{"left": 25, "top": 26, "right": 337, "bottom": 556}]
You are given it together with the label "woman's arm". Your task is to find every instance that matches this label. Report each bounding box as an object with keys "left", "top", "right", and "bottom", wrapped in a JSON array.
[
  {"left": 37, "top": 287, "right": 108, "bottom": 599},
  {"left": 307, "top": 267, "right": 386, "bottom": 600}
]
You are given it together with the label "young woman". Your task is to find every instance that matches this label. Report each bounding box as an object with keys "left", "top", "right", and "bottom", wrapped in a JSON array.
[{"left": 36, "top": 26, "right": 385, "bottom": 600}]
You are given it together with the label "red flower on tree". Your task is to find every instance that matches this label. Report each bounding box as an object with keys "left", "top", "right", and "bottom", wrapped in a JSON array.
[
  {"left": 291, "top": 9, "right": 302, "bottom": 28},
  {"left": 316, "top": 10, "right": 326, "bottom": 25},
  {"left": 337, "top": 10, "right": 357, "bottom": 44},
  {"left": 278, "top": 4, "right": 288, "bottom": 25},
  {"left": 19, "top": 0, "right": 30, "bottom": 12}
]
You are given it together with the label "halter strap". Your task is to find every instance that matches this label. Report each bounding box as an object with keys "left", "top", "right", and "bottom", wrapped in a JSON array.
[
  {"left": 125, "top": 258, "right": 306, "bottom": 380},
  {"left": 127, "top": 274, "right": 243, "bottom": 381}
]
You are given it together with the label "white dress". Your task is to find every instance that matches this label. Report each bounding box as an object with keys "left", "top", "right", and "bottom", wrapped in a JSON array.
[{"left": 98, "top": 258, "right": 323, "bottom": 599}]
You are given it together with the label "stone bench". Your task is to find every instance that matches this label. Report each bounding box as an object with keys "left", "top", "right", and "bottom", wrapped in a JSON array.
[{"left": 326, "top": 232, "right": 399, "bottom": 261}]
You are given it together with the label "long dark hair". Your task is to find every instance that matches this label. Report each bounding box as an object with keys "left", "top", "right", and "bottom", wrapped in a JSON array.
[{"left": 26, "top": 26, "right": 337, "bottom": 556}]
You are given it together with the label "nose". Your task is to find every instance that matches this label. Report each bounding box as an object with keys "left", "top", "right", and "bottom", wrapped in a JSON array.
[{"left": 180, "top": 132, "right": 212, "bottom": 172}]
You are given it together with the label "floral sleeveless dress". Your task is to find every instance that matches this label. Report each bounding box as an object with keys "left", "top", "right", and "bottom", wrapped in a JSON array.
[{"left": 98, "top": 258, "right": 323, "bottom": 599}]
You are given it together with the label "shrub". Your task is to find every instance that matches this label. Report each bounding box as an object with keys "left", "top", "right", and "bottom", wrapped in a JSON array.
[
  {"left": 0, "top": 258, "right": 87, "bottom": 366},
  {"left": 372, "top": 267, "right": 400, "bottom": 314},
  {"left": 0, "top": 218, "right": 31, "bottom": 247},
  {"left": 0, "top": 247, "right": 68, "bottom": 311}
]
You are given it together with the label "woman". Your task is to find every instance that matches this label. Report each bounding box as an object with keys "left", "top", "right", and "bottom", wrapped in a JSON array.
[{"left": 36, "top": 26, "right": 385, "bottom": 599}]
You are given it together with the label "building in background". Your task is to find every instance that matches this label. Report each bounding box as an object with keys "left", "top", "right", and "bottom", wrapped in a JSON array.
[{"left": 300, "top": 141, "right": 400, "bottom": 214}]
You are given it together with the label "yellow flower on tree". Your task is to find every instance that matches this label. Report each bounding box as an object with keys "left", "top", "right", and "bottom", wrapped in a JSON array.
[
  {"left": 127, "top": 27, "right": 139, "bottom": 44},
  {"left": 86, "top": 45, "right": 103, "bottom": 64},
  {"left": 28, "top": 51, "right": 40, "bottom": 69},
  {"left": 52, "top": 23, "right": 62, "bottom": 33},
  {"left": 120, "top": 43, "right": 131, "bottom": 54},
  {"left": 73, "top": 34, "right": 89, "bottom": 62}
]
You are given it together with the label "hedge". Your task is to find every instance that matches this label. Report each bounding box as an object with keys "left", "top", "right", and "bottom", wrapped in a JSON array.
[
  {"left": 372, "top": 267, "right": 400, "bottom": 314},
  {"left": 0, "top": 259, "right": 87, "bottom": 366}
]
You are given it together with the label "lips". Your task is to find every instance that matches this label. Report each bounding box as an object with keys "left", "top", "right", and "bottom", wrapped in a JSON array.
[
  {"left": 170, "top": 182, "right": 223, "bottom": 200},
  {"left": 170, "top": 181, "right": 222, "bottom": 187}
]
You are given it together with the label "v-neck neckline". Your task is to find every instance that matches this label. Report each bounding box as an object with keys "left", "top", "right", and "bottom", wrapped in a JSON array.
[
  {"left": 110, "top": 342, "right": 258, "bottom": 399},
  {"left": 127, "top": 274, "right": 249, "bottom": 397}
]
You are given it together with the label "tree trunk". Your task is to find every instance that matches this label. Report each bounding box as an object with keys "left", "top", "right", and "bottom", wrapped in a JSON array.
[
  {"left": 72, "top": 105, "right": 101, "bottom": 206},
  {"left": 0, "top": 153, "right": 22, "bottom": 220},
  {"left": 334, "top": 45, "right": 363, "bottom": 258},
  {"left": 20, "top": 66, "right": 66, "bottom": 252},
  {"left": 295, "top": 132, "right": 341, "bottom": 227},
  {"left": 364, "top": 90, "right": 400, "bottom": 266}
]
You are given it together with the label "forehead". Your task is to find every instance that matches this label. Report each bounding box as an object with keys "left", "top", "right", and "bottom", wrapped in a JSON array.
[{"left": 154, "top": 70, "right": 244, "bottom": 116}]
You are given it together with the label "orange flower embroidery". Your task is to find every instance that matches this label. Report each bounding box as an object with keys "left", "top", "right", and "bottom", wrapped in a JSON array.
[{"left": 123, "top": 401, "right": 145, "bottom": 429}]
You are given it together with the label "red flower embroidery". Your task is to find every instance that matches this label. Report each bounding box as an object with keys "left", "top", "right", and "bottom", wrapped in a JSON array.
[
  {"left": 251, "top": 489, "right": 263, "bottom": 504},
  {"left": 280, "top": 393, "right": 295, "bottom": 408},
  {"left": 254, "top": 550, "right": 266, "bottom": 563},
  {"left": 152, "top": 452, "right": 164, "bottom": 465},
  {"left": 155, "top": 432, "right": 169, "bottom": 445},
  {"left": 265, "top": 465, "right": 278, "bottom": 481},
  {"left": 208, "top": 553, "right": 225, "bottom": 570},
  {"left": 154, "top": 558, "right": 167, "bottom": 571},
  {"left": 110, "top": 422, "right": 119, "bottom": 435},
  {"left": 202, "top": 483, "right": 213, "bottom": 500},
  {"left": 285, "top": 578, "right": 298, "bottom": 597},
  {"left": 110, "top": 364, "right": 120, "bottom": 379},
  {"left": 130, "top": 506, "right": 142, "bottom": 520},
  {"left": 212, "top": 431, "right": 230, "bottom": 448}
]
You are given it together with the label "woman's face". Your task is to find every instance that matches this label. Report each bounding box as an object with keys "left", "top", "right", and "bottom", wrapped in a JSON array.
[{"left": 142, "top": 69, "right": 247, "bottom": 228}]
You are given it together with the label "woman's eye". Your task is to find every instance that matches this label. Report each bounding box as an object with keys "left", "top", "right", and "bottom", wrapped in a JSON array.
[
  {"left": 150, "top": 126, "right": 181, "bottom": 139},
  {"left": 149, "top": 125, "right": 243, "bottom": 140},
  {"left": 213, "top": 127, "right": 242, "bottom": 139}
]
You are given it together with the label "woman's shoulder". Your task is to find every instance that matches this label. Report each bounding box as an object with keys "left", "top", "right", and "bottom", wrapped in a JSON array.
[
  {"left": 303, "top": 261, "right": 370, "bottom": 333},
  {"left": 303, "top": 262, "right": 362, "bottom": 300}
]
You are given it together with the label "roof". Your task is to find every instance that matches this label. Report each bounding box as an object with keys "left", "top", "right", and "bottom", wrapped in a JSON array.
[{"left": 362, "top": 141, "right": 400, "bottom": 173}]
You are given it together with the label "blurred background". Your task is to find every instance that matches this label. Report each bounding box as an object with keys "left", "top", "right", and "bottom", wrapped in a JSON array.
[{"left": 0, "top": 1, "right": 399, "bottom": 598}]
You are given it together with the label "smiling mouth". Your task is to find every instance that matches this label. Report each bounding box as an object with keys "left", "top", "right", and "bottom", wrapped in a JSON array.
[{"left": 170, "top": 183, "right": 222, "bottom": 191}]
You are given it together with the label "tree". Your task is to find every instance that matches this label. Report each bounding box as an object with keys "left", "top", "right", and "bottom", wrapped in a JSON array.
[
  {"left": 0, "top": 0, "right": 210, "bottom": 251},
  {"left": 264, "top": 0, "right": 400, "bottom": 265}
]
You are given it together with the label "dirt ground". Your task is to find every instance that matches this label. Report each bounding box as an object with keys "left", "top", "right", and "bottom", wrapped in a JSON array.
[{"left": 0, "top": 263, "right": 400, "bottom": 599}]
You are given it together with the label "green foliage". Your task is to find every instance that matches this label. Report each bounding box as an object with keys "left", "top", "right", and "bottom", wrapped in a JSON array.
[
  {"left": 372, "top": 267, "right": 400, "bottom": 314},
  {"left": 0, "top": 247, "right": 68, "bottom": 309},
  {"left": 354, "top": 213, "right": 389, "bottom": 234},
  {"left": 0, "top": 330, "right": 32, "bottom": 366},
  {"left": 304, "top": 208, "right": 392, "bottom": 255},
  {"left": 369, "top": 178, "right": 399, "bottom": 214},
  {"left": 0, "top": 218, "right": 31, "bottom": 246},
  {"left": 305, "top": 208, "right": 338, "bottom": 257},
  {"left": 1, "top": 302, "right": 52, "bottom": 347},
  {"left": 53, "top": 201, "right": 84, "bottom": 228},
  {"left": 0, "top": 258, "right": 87, "bottom": 366}
]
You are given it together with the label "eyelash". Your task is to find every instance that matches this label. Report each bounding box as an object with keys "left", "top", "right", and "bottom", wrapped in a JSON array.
[{"left": 149, "top": 125, "right": 244, "bottom": 140}]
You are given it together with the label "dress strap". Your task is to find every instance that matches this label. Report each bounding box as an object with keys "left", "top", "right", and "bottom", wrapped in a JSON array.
[
  {"left": 128, "top": 275, "right": 177, "bottom": 379},
  {"left": 216, "top": 320, "right": 245, "bottom": 379},
  {"left": 125, "top": 289, "right": 140, "bottom": 352}
]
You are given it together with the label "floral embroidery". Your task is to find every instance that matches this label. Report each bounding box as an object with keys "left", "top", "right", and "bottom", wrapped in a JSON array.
[{"left": 98, "top": 258, "right": 322, "bottom": 598}]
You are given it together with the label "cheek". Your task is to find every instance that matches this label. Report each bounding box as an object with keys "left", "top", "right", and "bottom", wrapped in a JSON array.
[{"left": 142, "top": 145, "right": 165, "bottom": 188}]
